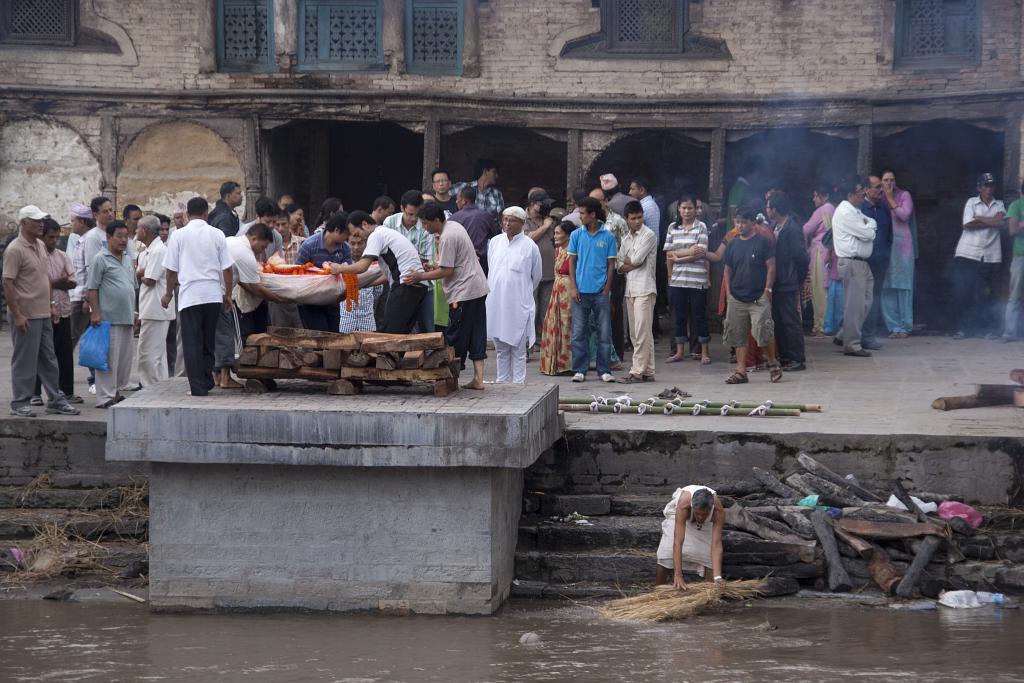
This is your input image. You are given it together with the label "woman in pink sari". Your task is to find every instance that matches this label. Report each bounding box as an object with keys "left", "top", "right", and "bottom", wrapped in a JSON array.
[
  {"left": 802, "top": 185, "right": 835, "bottom": 336},
  {"left": 879, "top": 169, "right": 916, "bottom": 338}
]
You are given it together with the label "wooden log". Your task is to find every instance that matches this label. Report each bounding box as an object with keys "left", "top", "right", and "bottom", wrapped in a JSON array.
[
  {"left": 723, "top": 562, "right": 823, "bottom": 581},
  {"left": 722, "top": 530, "right": 817, "bottom": 564},
  {"left": 867, "top": 543, "right": 902, "bottom": 595},
  {"left": 723, "top": 505, "right": 818, "bottom": 553},
  {"left": 253, "top": 329, "right": 363, "bottom": 350},
  {"left": 237, "top": 366, "right": 339, "bottom": 381},
  {"left": 888, "top": 480, "right": 931, "bottom": 524},
  {"left": 327, "top": 378, "right": 360, "bottom": 395},
  {"left": 752, "top": 467, "right": 799, "bottom": 499},
  {"left": 400, "top": 350, "right": 425, "bottom": 369},
  {"left": 359, "top": 332, "right": 445, "bottom": 353},
  {"left": 432, "top": 377, "right": 459, "bottom": 397},
  {"left": 931, "top": 394, "right": 1012, "bottom": 411},
  {"left": 338, "top": 366, "right": 454, "bottom": 382},
  {"left": 975, "top": 384, "right": 1020, "bottom": 401},
  {"left": 834, "top": 519, "right": 945, "bottom": 540},
  {"left": 776, "top": 508, "right": 817, "bottom": 540},
  {"left": 256, "top": 349, "right": 280, "bottom": 368},
  {"left": 237, "top": 346, "right": 259, "bottom": 366},
  {"left": 346, "top": 350, "right": 372, "bottom": 367},
  {"left": 375, "top": 353, "right": 401, "bottom": 370},
  {"left": 301, "top": 351, "right": 323, "bottom": 368},
  {"left": 323, "top": 350, "right": 344, "bottom": 370},
  {"left": 895, "top": 535, "right": 942, "bottom": 598},
  {"left": 801, "top": 474, "right": 866, "bottom": 507},
  {"left": 422, "top": 346, "right": 455, "bottom": 370},
  {"left": 810, "top": 511, "right": 853, "bottom": 592},
  {"left": 796, "top": 453, "right": 881, "bottom": 502},
  {"left": 946, "top": 516, "right": 978, "bottom": 537},
  {"left": 278, "top": 348, "right": 304, "bottom": 371},
  {"left": 833, "top": 526, "right": 873, "bottom": 558},
  {"left": 842, "top": 506, "right": 920, "bottom": 524}
]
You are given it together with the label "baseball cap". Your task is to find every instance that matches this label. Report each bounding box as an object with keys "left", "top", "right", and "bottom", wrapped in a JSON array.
[
  {"left": 977, "top": 173, "right": 996, "bottom": 186},
  {"left": 18, "top": 205, "right": 48, "bottom": 221}
]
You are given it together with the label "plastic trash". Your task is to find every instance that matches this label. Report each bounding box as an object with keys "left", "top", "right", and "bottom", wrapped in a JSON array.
[
  {"left": 798, "top": 495, "right": 819, "bottom": 507},
  {"left": 976, "top": 592, "right": 1007, "bottom": 606},
  {"left": 885, "top": 494, "right": 938, "bottom": 514},
  {"left": 78, "top": 321, "right": 111, "bottom": 372},
  {"left": 938, "top": 590, "right": 983, "bottom": 609},
  {"left": 938, "top": 501, "right": 983, "bottom": 529}
]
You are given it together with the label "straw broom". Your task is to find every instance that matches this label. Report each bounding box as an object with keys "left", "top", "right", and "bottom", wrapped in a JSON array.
[{"left": 599, "top": 579, "right": 767, "bottom": 622}]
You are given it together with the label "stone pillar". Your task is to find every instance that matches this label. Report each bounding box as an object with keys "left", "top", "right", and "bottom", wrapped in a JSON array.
[
  {"left": 708, "top": 128, "right": 726, "bottom": 218},
  {"left": 1003, "top": 114, "right": 1022, "bottom": 203},
  {"left": 566, "top": 129, "right": 582, "bottom": 201},
  {"left": 422, "top": 118, "right": 441, "bottom": 191},
  {"left": 100, "top": 113, "right": 118, "bottom": 208},
  {"left": 275, "top": 0, "right": 299, "bottom": 71},
  {"left": 241, "top": 116, "right": 263, "bottom": 221},
  {"left": 383, "top": 0, "right": 404, "bottom": 72},
  {"left": 857, "top": 124, "right": 873, "bottom": 179},
  {"left": 463, "top": 0, "right": 481, "bottom": 77}
]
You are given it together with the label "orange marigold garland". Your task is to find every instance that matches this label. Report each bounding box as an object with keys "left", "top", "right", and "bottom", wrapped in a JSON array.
[{"left": 342, "top": 273, "right": 360, "bottom": 312}]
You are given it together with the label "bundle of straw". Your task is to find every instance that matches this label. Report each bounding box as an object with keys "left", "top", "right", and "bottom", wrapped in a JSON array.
[{"left": 598, "top": 579, "right": 766, "bottom": 622}]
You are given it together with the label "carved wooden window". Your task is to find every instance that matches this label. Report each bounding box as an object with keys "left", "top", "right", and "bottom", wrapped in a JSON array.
[
  {"left": 299, "top": 0, "right": 384, "bottom": 70},
  {"left": 896, "top": 0, "right": 980, "bottom": 68},
  {"left": 0, "top": 0, "right": 77, "bottom": 46},
  {"left": 405, "top": 0, "right": 463, "bottom": 75},
  {"left": 605, "top": 0, "right": 687, "bottom": 54},
  {"left": 217, "top": 0, "right": 274, "bottom": 72}
]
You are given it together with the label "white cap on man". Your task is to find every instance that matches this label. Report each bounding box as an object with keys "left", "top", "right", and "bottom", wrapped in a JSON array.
[
  {"left": 502, "top": 206, "right": 527, "bottom": 222},
  {"left": 18, "top": 205, "right": 48, "bottom": 221}
]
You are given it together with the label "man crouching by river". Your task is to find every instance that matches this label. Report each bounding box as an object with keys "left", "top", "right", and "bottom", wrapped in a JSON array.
[{"left": 655, "top": 485, "right": 725, "bottom": 588}]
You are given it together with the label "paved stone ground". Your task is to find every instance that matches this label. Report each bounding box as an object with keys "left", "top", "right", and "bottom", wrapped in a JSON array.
[{"left": 0, "top": 329, "right": 1019, "bottom": 438}]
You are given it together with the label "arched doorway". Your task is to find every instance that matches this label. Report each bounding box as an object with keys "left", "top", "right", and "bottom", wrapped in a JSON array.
[
  {"left": 118, "top": 120, "right": 244, "bottom": 216},
  {"left": 266, "top": 120, "right": 424, "bottom": 217},
  {"left": 875, "top": 120, "right": 1005, "bottom": 331},
  {"left": 441, "top": 126, "right": 568, "bottom": 206}
]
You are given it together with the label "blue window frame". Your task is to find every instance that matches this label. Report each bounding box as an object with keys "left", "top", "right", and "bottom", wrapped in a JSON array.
[
  {"left": 405, "top": 0, "right": 463, "bottom": 76},
  {"left": 299, "top": 0, "right": 384, "bottom": 71},
  {"left": 217, "top": 0, "right": 274, "bottom": 72},
  {"left": 895, "top": 0, "right": 980, "bottom": 69}
]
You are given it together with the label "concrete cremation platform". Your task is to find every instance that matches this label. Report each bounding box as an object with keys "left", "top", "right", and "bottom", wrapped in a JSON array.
[{"left": 106, "top": 379, "right": 561, "bottom": 614}]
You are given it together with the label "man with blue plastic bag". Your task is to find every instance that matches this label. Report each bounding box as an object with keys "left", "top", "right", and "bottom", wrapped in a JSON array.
[
  {"left": 87, "top": 221, "right": 137, "bottom": 409},
  {"left": 2, "top": 206, "right": 80, "bottom": 417}
]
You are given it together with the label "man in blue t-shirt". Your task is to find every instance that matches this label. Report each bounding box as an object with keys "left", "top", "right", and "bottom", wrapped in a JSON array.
[{"left": 567, "top": 197, "right": 617, "bottom": 382}]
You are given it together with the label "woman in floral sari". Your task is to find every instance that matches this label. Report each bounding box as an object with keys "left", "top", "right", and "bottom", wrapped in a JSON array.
[
  {"left": 802, "top": 185, "right": 835, "bottom": 337},
  {"left": 879, "top": 169, "right": 916, "bottom": 338},
  {"left": 540, "top": 221, "right": 577, "bottom": 375}
]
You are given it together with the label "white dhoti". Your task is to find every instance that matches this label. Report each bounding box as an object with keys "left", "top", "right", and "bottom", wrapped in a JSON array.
[{"left": 656, "top": 484, "right": 717, "bottom": 576}]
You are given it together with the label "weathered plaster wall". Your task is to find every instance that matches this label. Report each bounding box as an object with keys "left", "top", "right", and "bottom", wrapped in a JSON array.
[
  {"left": 0, "top": 119, "right": 101, "bottom": 230},
  {"left": 116, "top": 121, "right": 244, "bottom": 217}
]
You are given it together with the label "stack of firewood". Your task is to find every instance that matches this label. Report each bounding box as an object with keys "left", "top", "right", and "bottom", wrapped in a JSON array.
[
  {"left": 235, "top": 327, "right": 460, "bottom": 396},
  {"left": 713, "top": 453, "right": 1005, "bottom": 598}
]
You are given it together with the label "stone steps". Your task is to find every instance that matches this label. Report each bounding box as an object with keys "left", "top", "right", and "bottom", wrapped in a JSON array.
[
  {"left": 0, "top": 486, "right": 124, "bottom": 510},
  {"left": 0, "top": 508, "right": 147, "bottom": 541}
]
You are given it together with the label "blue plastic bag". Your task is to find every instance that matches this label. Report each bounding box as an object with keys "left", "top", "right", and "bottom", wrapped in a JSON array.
[{"left": 79, "top": 321, "right": 111, "bottom": 372}]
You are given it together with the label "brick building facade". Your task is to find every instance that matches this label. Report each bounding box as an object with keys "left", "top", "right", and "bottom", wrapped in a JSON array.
[{"left": 0, "top": 0, "right": 1021, "bottom": 326}]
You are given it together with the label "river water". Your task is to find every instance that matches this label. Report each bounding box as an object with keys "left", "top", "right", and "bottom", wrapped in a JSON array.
[{"left": 0, "top": 598, "right": 1020, "bottom": 682}]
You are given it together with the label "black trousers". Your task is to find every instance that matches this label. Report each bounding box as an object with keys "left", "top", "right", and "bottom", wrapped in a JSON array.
[
  {"left": 180, "top": 302, "right": 221, "bottom": 396},
  {"left": 34, "top": 315, "right": 74, "bottom": 398},
  {"left": 863, "top": 263, "right": 887, "bottom": 344},
  {"left": 381, "top": 284, "right": 427, "bottom": 334},
  {"left": 610, "top": 272, "right": 626, "bottom": 358},
  {"left": 298, "top": 303, "right": 341, "bottom": 333},
  {"left": 771, "top": 289, "right": 805, "bottom": 364},
  {"left": 445, "top": 295, "right": 488, "bottom": 365},
  {"left": 165, "top": 319, "right": 177, "bottom": 376}
]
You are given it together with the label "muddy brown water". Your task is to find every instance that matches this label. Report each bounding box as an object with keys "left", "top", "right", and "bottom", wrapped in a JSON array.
[{"left": 0, "top": 599, "right": 1021, "bottom": 682}]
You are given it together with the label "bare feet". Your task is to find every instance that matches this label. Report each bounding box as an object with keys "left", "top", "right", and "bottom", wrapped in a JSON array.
[
  {"left": 219, "top": 377, "right": 244, "bottom": 389},
  {"left": 462, "top": 382, "right": 485, "bottom": 390},
  {"left": 701, "top": 355, "right": 712, "bottom": 365}
]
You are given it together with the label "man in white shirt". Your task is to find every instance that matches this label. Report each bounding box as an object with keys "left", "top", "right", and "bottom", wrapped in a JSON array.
[
  {"left": 831, "top": 178, "right": 877, "bottom": 357},
  {"left": 72, "top": 196, "right": 115, "bottom": 395},
  {"left": 616, "top": 201, "right": 658, "bottom": 383},
  {"left": 486, "top": 206, "right": 542, "bottom": 384},
  {"left": 328, "top": 211, "right": 425, "bottom": 334},
  {"left": 215, "top": 223, "right": 288, "bottom": 389},
  {"left": 161, "top": 197, "right": 234, "bottom": 397},
  {"left": 135, "top": 216, "right": 175, "bottom": 388},
  {"left": 953, "top": 173, "right": 1006, "bottom": 339}
]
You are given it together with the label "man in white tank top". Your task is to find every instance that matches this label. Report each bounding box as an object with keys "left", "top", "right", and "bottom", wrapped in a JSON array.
[{"left": 655, "top": 485, "right": 725, "bottom": 589}]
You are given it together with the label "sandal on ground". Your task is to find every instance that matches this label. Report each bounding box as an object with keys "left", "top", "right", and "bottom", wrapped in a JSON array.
[
  {"left": 769, "top": 363, "right": 783, "bottom": 383},
  {"left": 725, "top": 371, "right": 749, "bottom": 384},
  {"left": 666, "top": 355, "right": 685, "bottom": 363},
  {"left": 700, "top": 356, "right": 712, "bottom": 366}
]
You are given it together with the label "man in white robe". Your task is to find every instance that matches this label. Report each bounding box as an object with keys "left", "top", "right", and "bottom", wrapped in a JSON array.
[{"left": 486, "top": 206, "right": 542, "bottom": 384}]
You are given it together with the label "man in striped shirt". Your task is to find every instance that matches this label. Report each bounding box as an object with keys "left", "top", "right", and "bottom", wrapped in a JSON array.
[{"left": 664, "top": 195, "right": 712, "bottom": 364}]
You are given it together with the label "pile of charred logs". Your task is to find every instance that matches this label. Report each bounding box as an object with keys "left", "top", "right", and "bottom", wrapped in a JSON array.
[{"left": 717, "top": 453, "right": 1003, "bottom": 598}]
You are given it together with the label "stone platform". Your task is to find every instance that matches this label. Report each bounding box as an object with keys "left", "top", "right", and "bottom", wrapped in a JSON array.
[{"left": 105, "top": 380, "right": 561, "bottom": 614}]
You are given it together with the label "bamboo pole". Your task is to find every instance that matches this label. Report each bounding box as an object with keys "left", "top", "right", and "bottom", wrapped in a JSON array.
[
  {"left": 557, "top": 397, "right": 821, "bottom": 412},
  {"left": 558, "top": 404, "right": 801, "bottom": 417}
]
